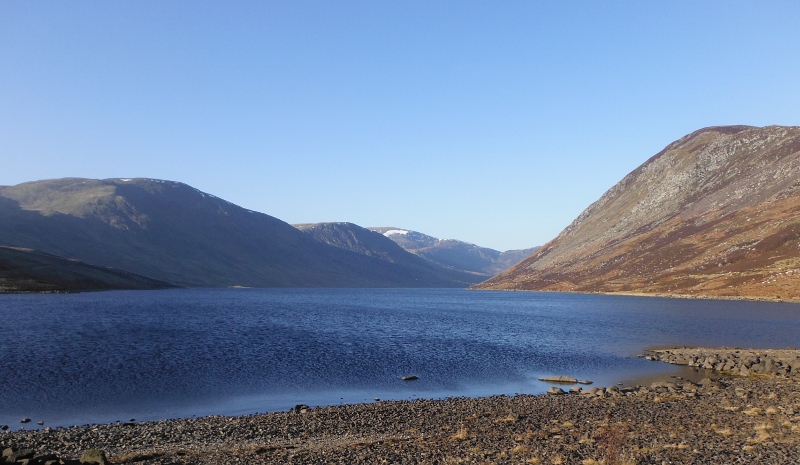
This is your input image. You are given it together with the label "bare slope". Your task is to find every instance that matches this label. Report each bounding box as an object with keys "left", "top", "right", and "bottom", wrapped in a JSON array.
[
  {"left": 477, "top": 125, "right": 800, "bottom": 300},
  {"left": 369, "top": 227, "right": 539, "bottom": 277},
  {"left": 0, "top": 178, "right": 473, "bottom": 288}
]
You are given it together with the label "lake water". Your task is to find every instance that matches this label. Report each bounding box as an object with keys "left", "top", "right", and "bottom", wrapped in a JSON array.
[{"left": 1, "top": 288, "right": 799, "bottom": 428}]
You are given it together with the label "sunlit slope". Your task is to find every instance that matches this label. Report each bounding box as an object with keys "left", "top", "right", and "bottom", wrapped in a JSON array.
[{"left": 477, "top": 126, "right": 800, "bottom": 300}]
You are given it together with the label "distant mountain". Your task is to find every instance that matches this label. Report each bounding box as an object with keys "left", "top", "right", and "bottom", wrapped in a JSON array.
[
  {"left": 295, "top": 222, "right": 485, "bottom": 286},
  {"left": 0, "top": 178, "right": 474, "bottom": 288},
  {"left": 477, "top": 125, "right": 800, "bottom": 301},
  {"left": 0, "top": 246, "right": 173, "bottom": 293},
  {"left": 369, "top": 227, "right": 539, "bottom": 278}
]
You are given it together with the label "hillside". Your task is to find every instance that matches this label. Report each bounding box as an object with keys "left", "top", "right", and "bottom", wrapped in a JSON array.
[
  {"left": 370, "top": 227, "right": 539, "bottom": 278},
  {"left": 295, "top": 222, "right": 485, "bottom": 285},
  {"left": 0, "top": 178, "right": 474, "bottom": 288},
  {"left": 0, "top": 246, "right": 173, "bottom": 293},
  {"left": 476, "top": 125, "right": 800, "bottom": 300}
]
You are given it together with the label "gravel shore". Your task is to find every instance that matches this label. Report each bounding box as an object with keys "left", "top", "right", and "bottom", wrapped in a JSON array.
[{"left": 2, "top": 348, "right": 799, "bottom": 464}]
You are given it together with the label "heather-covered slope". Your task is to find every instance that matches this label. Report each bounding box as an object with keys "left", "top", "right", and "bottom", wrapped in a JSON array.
[
  {"left": 477, "top": 125, "right": 800, "bottom": 300},
  {"left": 0, "top": 246, "right": 173, "bottom": 293},
  {"left": 0, "top": 178, "right": 473, "bottom": 288}
]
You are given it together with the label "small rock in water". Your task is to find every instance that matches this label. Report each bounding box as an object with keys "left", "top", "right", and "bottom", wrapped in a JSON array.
[
  {"left": 374, "top": 398, "right": 380, "bottom": 401},
  {"left": 20, "top": 418, "right": 31, "bottom": 424},
  {"left": 577, "top": 380, "right": 593, "bottom": 385},
  {"left": 37, "top": 421, "right": 44, "bottom": 425},
  {"left": 402, "top": 375, "right": 419, "bottom": 381},
  {"left": 538, "top": 376, "right": 578, "bottom": 383},
  {"left": 0, "top": 425, "right": 7, "bottom": 430}
]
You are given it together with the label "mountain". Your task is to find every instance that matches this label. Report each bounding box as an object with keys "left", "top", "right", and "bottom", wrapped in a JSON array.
[
  {"left": 0, "top": 246, "right": 173, "bottom": 293},
  {"left": 369, "top": 227, "right": 539, "bottom": 277},
  {"left": 294, "top": 222, "right": 485, "bottom": 286},
  {"left": 476, "top": 125, "right": 800, "bottom": 301},
  {"left": 0, "top": 178, "right": 474, "bottom": 288}
]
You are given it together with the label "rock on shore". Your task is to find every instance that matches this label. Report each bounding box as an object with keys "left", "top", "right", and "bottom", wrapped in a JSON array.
[
  {"left": 1, "top": 347, "right": 799, "bottom": 464},
  {"left": 644, "top": 347, "right": 800, "bottom": 377}
]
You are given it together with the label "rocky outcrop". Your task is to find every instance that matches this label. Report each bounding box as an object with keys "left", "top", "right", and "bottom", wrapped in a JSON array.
[{"left": 477, "top": 126, "right": 800, "bottom": 300}]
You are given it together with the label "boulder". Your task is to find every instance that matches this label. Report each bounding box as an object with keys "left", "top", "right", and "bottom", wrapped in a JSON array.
[
  {"left": 577, "top": 379, "right": 593, "bottom": 385},
  {"left": 80, "top": 449, "right": 108, "bottom": 465},
  {"left": 401, "top": 375, "right": 419, "bottom": 381},
  {"left": 547, "top": 386, "right": 565, "bottom": 395},
  {"left": 7, "top": 449, "right": 34, "bottom": 462}
]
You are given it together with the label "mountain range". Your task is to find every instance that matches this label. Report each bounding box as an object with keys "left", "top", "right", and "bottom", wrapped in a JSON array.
[
  {"left": 369, "top": 227, "right": 539, "bottom": 278},
  {"left": 0, "top": 178, "right": 521, "bottom": 291},
  {"left": 477, "top": 125, "right": 800, "bottom": 301}
]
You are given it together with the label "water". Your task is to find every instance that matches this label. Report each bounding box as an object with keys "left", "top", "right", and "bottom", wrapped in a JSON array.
[{"left": 1, "top": 288, "right": 799, "bottom": 428}]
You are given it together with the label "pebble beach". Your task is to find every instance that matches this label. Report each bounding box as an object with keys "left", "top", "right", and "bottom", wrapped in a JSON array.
[{"left": 2, "top": 348, "right": 799, "bottom": 464}]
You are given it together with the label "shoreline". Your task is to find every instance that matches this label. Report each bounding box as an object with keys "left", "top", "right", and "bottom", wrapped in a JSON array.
[
  {"left": 2, "top": 348, "right": 799, "bottom": 464},
  {"left": 473, "top": 287, "right": 800, "bottom": 304}
]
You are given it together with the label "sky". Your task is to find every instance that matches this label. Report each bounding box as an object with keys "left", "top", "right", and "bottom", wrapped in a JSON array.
[{"left": 2, "top": 2, "right": 799, "bottom": 251}]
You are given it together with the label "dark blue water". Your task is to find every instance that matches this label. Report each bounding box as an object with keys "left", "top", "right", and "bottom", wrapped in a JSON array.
[{"left": 1, "top": 288, "right": 799, "bottom": 428}]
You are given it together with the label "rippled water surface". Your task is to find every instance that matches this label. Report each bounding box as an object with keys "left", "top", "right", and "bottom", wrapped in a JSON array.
[{"left": 1, "top": 288, "right": 799, "bottom": 427}]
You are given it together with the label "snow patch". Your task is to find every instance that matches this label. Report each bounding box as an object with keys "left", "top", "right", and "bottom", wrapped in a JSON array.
[{"left": 384, "top": 229, "right": 409, "bottom": 236}]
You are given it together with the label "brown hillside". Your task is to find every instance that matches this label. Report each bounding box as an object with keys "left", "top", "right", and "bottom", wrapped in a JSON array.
[{"left": 476, "top": 125, "right": 800, "bottom": 301}]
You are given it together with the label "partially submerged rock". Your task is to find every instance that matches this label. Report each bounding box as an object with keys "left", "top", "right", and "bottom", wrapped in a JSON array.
[{"left": 538, "top": 376, "right": 578, "bottom": 384}]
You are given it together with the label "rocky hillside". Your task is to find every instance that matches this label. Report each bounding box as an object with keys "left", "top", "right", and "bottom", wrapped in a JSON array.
[
  {"left": 370, "top": 227, "right": 539, "bottom": 278},
  {"left": 476, "top": 125, "right": 800, "bottom": 300},
  {"left": 0, "top": 246, "right": 173, "bottom": 293},
  {"left": 0, "top": 178, "right": 475, "bottom": 288}
]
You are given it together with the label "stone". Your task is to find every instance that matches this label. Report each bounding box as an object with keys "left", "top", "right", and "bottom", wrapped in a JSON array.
[
  {"left": 569, "top": 386, "right": 582, "bottom": 393},
  {"left": 577, "top": 379, "right": 593, "bottom": 385},
  {"left": 401, "top": 375, "right": 419, "bottom": 381},
  {"left": 80, "top": 449, "right": 108, "bottom": 465},
  {"left": 547, "top": 386, "right": 565, "bottom": 395},
  {"left": 0, "top": 425, "right": 7, "bottom": 430},
  {"left": 3, "top": 447, "right": 15, "bottom": 458},
  {"left": 538, "top": 376, "right": 578, "bottom": 383},
  {"left": 7, "top": 449, "right": 34, "bottom": 462},
  {"left": 21, "top": 418, "right": 31, "bottom": 424}
]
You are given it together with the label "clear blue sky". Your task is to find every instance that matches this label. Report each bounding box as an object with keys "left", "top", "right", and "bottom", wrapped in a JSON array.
[{"left": 2, "top": 1, "right": 799, "bottom": 250}]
